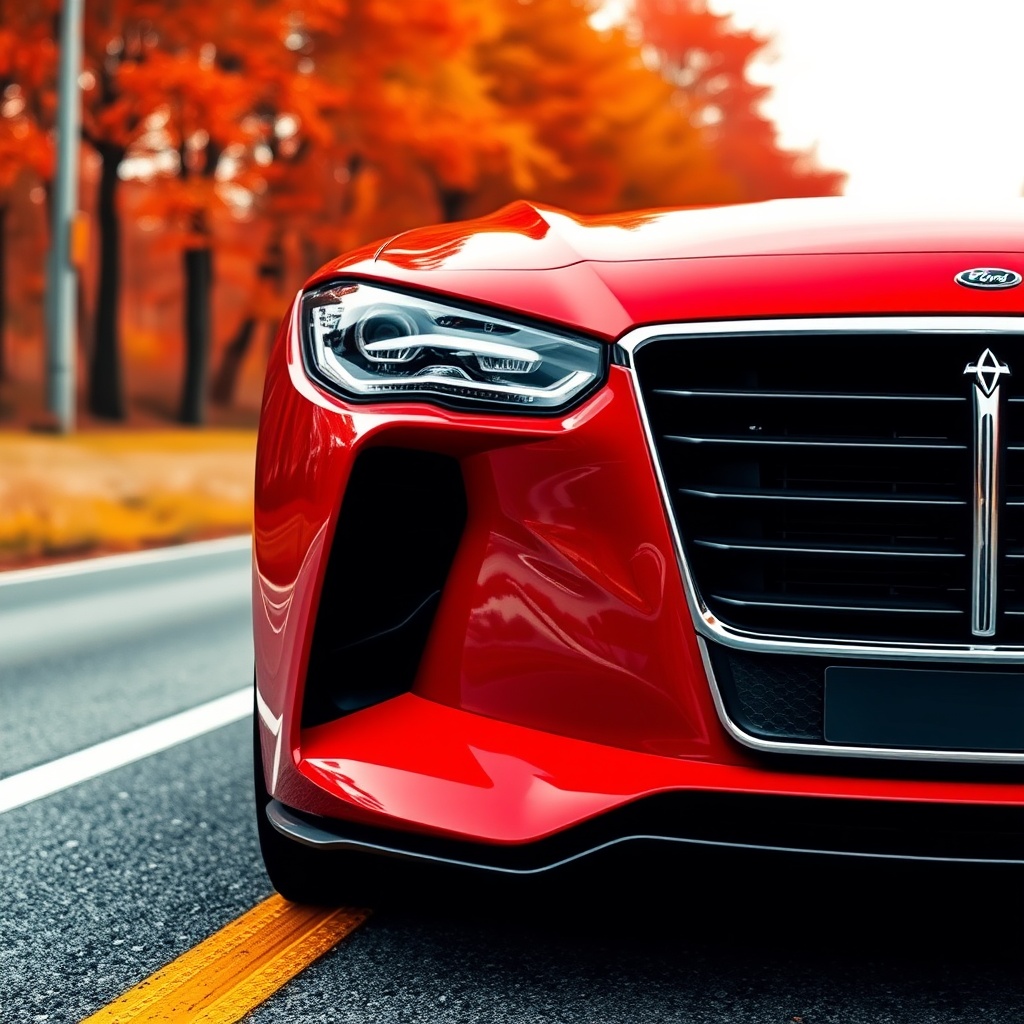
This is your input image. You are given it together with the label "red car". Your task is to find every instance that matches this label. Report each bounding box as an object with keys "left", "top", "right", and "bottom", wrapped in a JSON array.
[{"left": 253, "top": 199, "right": 1024, "bottom": 903}]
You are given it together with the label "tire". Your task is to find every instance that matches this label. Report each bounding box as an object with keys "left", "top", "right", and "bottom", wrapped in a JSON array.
[
  {"left": 253, "top": 714, "right": 335, "bottom": 903},
  {"left": 252, "top": 709, "right": 398, "bottom": 906}
]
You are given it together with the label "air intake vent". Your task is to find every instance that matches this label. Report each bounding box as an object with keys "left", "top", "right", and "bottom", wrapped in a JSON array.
[
  {"left": 302, "top": 447, "right": 467, "bottom": 727},
  {"left": 633, "top": 328, "right": 1024, "bottom": 646}
]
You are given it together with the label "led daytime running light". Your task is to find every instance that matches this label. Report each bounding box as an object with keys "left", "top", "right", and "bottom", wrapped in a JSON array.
[{"left": 303, "top": 283, "right": 604, "bottom": 412}]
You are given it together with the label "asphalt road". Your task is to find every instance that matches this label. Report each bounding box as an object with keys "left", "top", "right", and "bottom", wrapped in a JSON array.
[{"left": 0, "top": 540, "right": 1022, "bottom": 1023}]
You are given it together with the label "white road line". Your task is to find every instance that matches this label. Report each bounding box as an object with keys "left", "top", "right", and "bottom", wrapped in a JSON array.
[
  {"left": 0, "top": 687, "right": 252, "bottom": 815},
  {"left": 0, "top": 534, "right": 251, "bottom": 588}
]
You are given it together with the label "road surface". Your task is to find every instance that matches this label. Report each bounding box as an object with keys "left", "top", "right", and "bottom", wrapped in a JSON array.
[{"left": 0, "top": 539, "right": 1020, "bottom": 1022}]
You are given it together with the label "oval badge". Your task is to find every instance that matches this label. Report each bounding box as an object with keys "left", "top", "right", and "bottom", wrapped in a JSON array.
[{"left": 955, "top": 267, "right": 1022, "bottom": 290}]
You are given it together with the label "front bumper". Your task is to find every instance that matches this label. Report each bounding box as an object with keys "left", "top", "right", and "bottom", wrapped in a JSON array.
[
  {"left": 254, "top": 302, "right": 1024, "bottom": 851},
  {"left": 267, "top": 691, "right": 1023, "bottom": 857},
  {"left": 267, "top": 788, "right": 1024, "bottom": 870}
]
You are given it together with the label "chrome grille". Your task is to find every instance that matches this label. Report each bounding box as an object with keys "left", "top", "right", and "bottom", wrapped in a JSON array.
[{"left": 632, "top": 326, "right": 1024, "bottom": 646}]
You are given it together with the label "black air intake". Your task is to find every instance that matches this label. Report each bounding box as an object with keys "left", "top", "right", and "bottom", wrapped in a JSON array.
[{"left": 302, "top": 447, "right": 467, "bottom": 727}]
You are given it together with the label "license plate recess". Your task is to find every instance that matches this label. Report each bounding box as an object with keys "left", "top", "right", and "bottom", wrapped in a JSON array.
[{"left": 823, "top": 666, "right": 1024, "bottom": 751}]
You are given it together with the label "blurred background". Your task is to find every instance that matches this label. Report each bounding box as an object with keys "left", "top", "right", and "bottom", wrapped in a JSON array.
[
  {"left": 0, "top": 0, "right": 843, "bottom": 430},
  {"left": 1, "top": 0, "right": 1021, "bottom": 565}
]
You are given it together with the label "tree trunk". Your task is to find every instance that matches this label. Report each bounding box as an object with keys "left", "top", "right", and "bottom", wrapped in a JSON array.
[
  {"left": 438, "top": 187, "right": 468, "bottom": 222},
  {"left": 301, "top": 236, "right": 321, "bottom": 279},
  {"left": 208, "top": 316, "right": 255, "bottom": 407},
  {"left": 209, "top": 228, "right": 283, "bottom": 405},
  {"left": 0, "top": 203, "right": 7, "bottom": 381},
  {"left": 88, "top": 142, "right": 126, "bottom": 419},
  {"left": 179, "top": 239, "right": 213, "bottom": 425}
]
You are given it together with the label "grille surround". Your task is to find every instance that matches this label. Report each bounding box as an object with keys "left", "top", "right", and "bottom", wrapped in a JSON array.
[
  {"left": 625, "top": 316, "right": 1024, "bottom": 765},
  {"left": 624, "top": 315, "right": 1024, "bottom": 663}
]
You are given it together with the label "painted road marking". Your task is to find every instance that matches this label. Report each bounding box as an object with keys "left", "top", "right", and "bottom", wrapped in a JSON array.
[
  {"left": 0, "top": 533, "right": 251, "bottom": 587},
  {"left": 0, "top": 687, "right": 251, "bottom": 814},
  {"left": 81, "top": 894, "right": 370, "bottom": 1023}
]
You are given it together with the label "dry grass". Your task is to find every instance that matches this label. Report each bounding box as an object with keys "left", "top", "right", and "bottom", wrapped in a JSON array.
[{"left": 0, "top": 430, "right": 255, "bottom": 566}]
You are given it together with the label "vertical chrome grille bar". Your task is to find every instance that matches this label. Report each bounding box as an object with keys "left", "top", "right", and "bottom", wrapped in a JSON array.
[
  {"left": 970, "top": 386, "right": 1000, "bottom": 636},
  {"left": 964, "top": 348, "right": 1009, "bottom": 638}
]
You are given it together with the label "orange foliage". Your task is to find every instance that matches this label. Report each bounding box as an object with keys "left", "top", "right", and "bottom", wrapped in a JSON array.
[
  {"left": 279, "top": 0, "right": 555, "bottom": 258},
  {"left": 0, "top": 4, "right": 55, "bottom": 194},
  {"left": 633, "top": 0, "right": 845, "bottom": 198},
  {"left": 0, "top": 0, "right": 845, "bottom": 423},
  {"left": 81, "top": 2, "right": 343, "bottom": 239},
  {"left": 456, "top": 0, "right": 740, "bottom": 219}
]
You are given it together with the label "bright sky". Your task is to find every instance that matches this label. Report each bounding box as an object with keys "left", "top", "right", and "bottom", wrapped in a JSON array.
[{"left": 710, "top": 0, "right": 1024, "bottom": 198}]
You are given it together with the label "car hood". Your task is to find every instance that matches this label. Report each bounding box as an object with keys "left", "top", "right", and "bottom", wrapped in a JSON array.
[
  {"left": 371, "top": 198, "right": 1024, "bottom": 269},
  {"left": 310, "top": 199, "right": 1024, "bottom": 340}
]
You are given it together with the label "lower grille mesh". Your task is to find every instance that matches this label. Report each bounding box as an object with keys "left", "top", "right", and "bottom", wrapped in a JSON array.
[
  {"left": 707, "top": 642, "right": 1024, "bottom": 752},
  {"left": 707, "top": 645, "right": 824, "bottom": 742}
]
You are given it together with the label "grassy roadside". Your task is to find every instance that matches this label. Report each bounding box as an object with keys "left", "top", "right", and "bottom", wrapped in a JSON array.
[{"left": 0, "top": 431, "right": 256, "bottom": 568}]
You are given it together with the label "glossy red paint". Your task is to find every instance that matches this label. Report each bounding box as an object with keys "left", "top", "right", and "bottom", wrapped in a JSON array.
[
  {"left": 254, "top": 199, "right": 1024, "bottom": 859},
  {"left": 308, "top": 199, "right": 1024, "bottom": 338},
  {"left": 254, "top": 335, "right": 728, "bottom": 824},
  {"left": 296, "top": 695, "right": 1020, "bottom": 845},
  {"left": 410, "top": 369, "right": 720, "bottom": 760},
  {"left": 324, "top": 198, "right": 1024, "bottom": 273}
]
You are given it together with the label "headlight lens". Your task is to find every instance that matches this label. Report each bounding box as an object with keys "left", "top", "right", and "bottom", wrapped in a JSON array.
[{"left": 302, "top": 283, "right": 605, "bottom": 411}]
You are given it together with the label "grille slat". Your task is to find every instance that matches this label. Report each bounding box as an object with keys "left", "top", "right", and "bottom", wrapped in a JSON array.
[
  {"left": 680, "top": 487, "right": 965, "bottom": 506},
  {"left": 666, "top": 434, "right": 967, "bottom": 451},
  {"left": 653, "top": 388, "right": 967, "bottom": 403},
  {"left": 711, "top": 593, "right": 964, "bottom": 615},
  {"left": 692, "top": 538, "right": 964, "bottom": 558},
  {"left": 634, "top": 329, "right": 1024, "bottom": 645}
]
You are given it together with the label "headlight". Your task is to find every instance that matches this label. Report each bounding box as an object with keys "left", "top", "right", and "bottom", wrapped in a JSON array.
[{"left": 302, "top": 283, "right": 606, "bottom": 411}]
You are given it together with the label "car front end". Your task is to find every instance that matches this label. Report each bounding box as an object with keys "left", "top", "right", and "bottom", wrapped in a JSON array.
[{"left": 253, "top": 199, "right": 1024, "bottom": 901}]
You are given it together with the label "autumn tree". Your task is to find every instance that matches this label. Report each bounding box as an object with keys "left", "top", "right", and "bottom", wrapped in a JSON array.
[
  {"left": 2, "top": 0, "right": 178, "bottom": 418},
  {"left": 130, "top": 46, "right": 269, "bottom": 424},
  {"left": 209, "top": 0, "right": 734, "bottom": 406},
  {"left": 1, "top": 0, "right": 145, "bottom": 417},
  {"left": 78, "top": 2, "right": 173, "bottom": 419},
  {"left": 632, "top": 0, "right": 844, "bottom": 198},
  {"left": 444, "top": 0, "right": 739, "bottom": 222},
  {"left": 0, "top": 0, "right": 844, "bottom": 424},
  {"left": 0, "top": 3, "right": 54, "bottom": 380},
  {"left": 0, "top": 123, "right": 27, "bottom": 380},
  {"left": 210, "top": 0, "right": 555, "bottom": 407},
  {"left": 77, "top": 1, "right": 344, "bottom": 423}
]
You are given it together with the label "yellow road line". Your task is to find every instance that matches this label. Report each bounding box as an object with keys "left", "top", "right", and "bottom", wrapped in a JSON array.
[{"left": 81, "top": 895, "right": 370, "bottom": 1023}]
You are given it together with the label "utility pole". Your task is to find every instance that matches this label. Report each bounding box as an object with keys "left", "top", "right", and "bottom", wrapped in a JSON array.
[{"left": 46, "top": 0, "right": 85, "bottom": 433}]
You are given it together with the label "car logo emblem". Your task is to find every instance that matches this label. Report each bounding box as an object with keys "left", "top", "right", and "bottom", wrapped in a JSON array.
[
  {"left": 964, "top": 348, "right": 1010, "bottom": 396},
  {"left": 954, "top": 268, "right": 1022, "bottom": 290}
]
